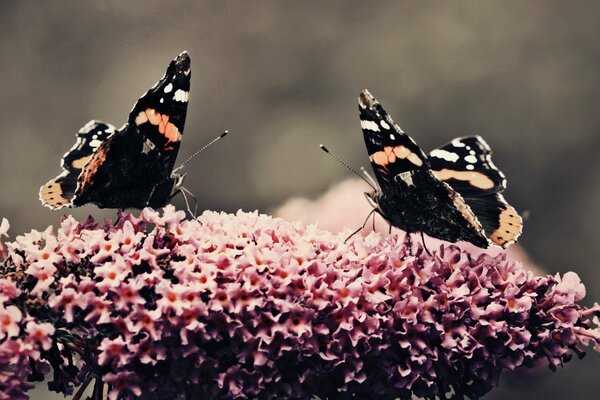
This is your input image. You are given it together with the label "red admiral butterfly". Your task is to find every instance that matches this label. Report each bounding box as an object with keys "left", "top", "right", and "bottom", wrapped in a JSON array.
[
  {"left": 40, "top": 51, "right": 194, "bottom": 210},
  {"left": 357, "top": 89, "right": 522, "bottom": 248}
]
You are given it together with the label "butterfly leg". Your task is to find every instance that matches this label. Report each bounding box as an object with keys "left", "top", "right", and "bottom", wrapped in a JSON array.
[
  {"left": 145, "top": 185, "right": 157, "bottom": 208},
  {"left": 372, "top": 211, "right": 377, "bottom": 232},
  {"left": 420, "top": 231, "right": 432, "bottom": 256},
  {"left": 186, "top": 187, "right": 198, "bottom": 218},
  {"left": 178, "top": 186, "right": 198, "bottom": 219},
  {"left": 466, "top": 252, "right": 473, "bottom": 267},
  {"left": 404, "top": 231, "right": 413, "bottom": 256},
  {"left": 113, "top": 209, "right": 125, "bottom": 226},
  {"left": 344, "top": 208, "right": 376, "bottom": 244}
]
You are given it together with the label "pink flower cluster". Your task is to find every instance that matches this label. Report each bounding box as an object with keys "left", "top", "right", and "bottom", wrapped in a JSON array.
[
  {"left": 0, "top": 220, "right": 54, "bottom": 400},
  {"left": 275, "top": 177, "right": 542, "bottom": 274},
  {"left": 0, "top": 207, "right": 599, "bottom": 400}
]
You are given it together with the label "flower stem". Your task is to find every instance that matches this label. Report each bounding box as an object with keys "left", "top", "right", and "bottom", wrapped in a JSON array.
[{"left": 72, "top": 375, "right": 93, "bottom": 400}]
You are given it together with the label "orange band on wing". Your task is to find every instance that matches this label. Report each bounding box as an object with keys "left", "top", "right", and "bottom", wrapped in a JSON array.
[
  {"left": 135, "top": 108, "right": 182, "bottom": 146},
  {"left": 71, "top": 156, "right": 91, "bottom": 169},
  {"left": 432, "top": 169, "right": 494, "bottom": 190},
  {"left": 489, "top": 206, "right": 522, "bottom": 248},
  {"left": 39, "top": 179, "right": 71, "bottom": 209},
  {"left": 370, "top": 145, "right": 423, "bottom": 167}
]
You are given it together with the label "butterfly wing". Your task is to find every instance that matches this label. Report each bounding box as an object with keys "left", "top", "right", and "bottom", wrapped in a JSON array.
[
  {"left": 71, "top": 52, "right": 191, "bottom": 209},
  {"left": 358, "top": 90, "right": 429, "bottom": 190},
  {"left": 428, "top": 136, "right": 522, "bottom": 247},
  {"left": 457, "top": 193, "right": 522, "bottom": 248},
  {"left": 357, "top": 91, "right": 497, "bottom": 247},
  {"left": 41, "top": 52, "right": 191, "bottom": 210},
  {"left": 128, "top": 50, "right": 191, "bottom": 174},
  {"left": 39, "top": 120, "right": 116, "bottom": 209},
  {"left": 429, "top": 136, "right": 506, "bottom": 196}
]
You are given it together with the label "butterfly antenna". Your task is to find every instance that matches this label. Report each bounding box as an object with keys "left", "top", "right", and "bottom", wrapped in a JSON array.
[
  {"left": 319, "top": 144, "right": 377, "bottom": 190},
  {"left": 173, "top": 130, "right": 229, "bottom": 173}
]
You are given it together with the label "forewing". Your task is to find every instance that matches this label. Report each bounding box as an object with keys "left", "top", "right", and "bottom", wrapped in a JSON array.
[
  {"left": 39, "top": 120, "right": 116, "bottom": 209},
  {"left": 358, "top": 89, "right": 429, "bottom": 190},
  {"left": 129, "top": 51, "right": 191, "bottom": 173}
]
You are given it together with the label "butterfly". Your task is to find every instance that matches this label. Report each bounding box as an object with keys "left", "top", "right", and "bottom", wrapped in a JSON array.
[
  {"left": 40, "top": 51, "right": 192, "bottom": 211},
  {"left": 358, "top": 89, "right": 522, "bottom": 248}
]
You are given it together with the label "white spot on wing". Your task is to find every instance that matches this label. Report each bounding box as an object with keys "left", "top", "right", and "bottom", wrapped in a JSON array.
[
  {"left": 389, "top": 134, "right": 395, "bottom": 140},
  {"left": 466, "top": 164, "right": 474, "bottom": 170},
  {"left": 398, "top": 171, "right": 414, "bottom": 186},
  {"left": 476, "top": 136, "right": 492, "bottom": 151},
  {"left": 142, "top": 139, "right": 156, "bottom": 154},
  {"left": 164, "top": 83, "right": 173, "bottom": 93},
  {"left": 81, "top": 120, "right": 97, "bottom": 132},
  {"left": 174, "top": 89, "right": 189, "bottom": 102},
  {"left": 360, "top": 119, "right": 380, "bottom": 132},
  {"left": 89, "top": 139, "right": 102, "bottom": 148},
  {"left": 430, "top": 149, "right": 460, "bottom": 162},
  {"left": 380, "top": 120, "right": 390, "bottom": 130},
  {"left": 451, "top": 138, "right": 465, "bottom": 147},
  {"left": 464, "top": 155, "right": 477, "bottom": 163}
]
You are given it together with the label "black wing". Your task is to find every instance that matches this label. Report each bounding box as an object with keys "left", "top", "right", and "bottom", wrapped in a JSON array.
[
  {"left": 429, "top": 136, "right": 505, "bottom": 196},
  {"left": 358, "top": 89, "right": 429, "bottom": 190},
  {"left": 41, "top": 52, "right": 192, "bottom": 210},
  {"left": 128, "top": 50, "right": 191, "bottom": 173},
  {"left": 39, "top": 120, "right": 116, "bottom": 209},
  {"left": 70, "top": 52, "right": 192, "bottom": 210},
  {"left": 428, "top": 136, "right": 522, "bottom": 247},
  {"left": 460, "top": 193, "right": 522, "bottom": 248}
]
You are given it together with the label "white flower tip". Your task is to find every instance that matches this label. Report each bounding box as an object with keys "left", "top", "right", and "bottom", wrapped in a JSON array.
[{"left": 0, "top": 218, "right": 9, "bottom": 237}]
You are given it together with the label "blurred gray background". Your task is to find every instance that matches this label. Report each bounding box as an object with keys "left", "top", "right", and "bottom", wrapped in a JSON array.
[{"left": 1, "top": 1, "right": 597, "bottom": 399}]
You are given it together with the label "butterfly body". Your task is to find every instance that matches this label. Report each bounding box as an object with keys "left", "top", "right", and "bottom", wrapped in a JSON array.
[
  {"left": 40, "top": 51, "right": 191, "bottom": 210},
  {"left": 369, "top": 169, "right": 491, "bottom": 248},
  {"left": 70, "top": 130, "right": 182, "bottom": 209},
  {"left": 359, "top": 89, "right": 522, "bottom": 248}
]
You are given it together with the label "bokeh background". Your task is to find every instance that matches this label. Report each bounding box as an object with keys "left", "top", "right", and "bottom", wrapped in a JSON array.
[{"left": 0, "top": 1, "right": 598, "bottom": 399}]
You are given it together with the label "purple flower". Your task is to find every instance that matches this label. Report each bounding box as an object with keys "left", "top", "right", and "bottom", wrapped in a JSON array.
[{"left": 0, "top": 206, "right": 599, "bottom": 400}]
